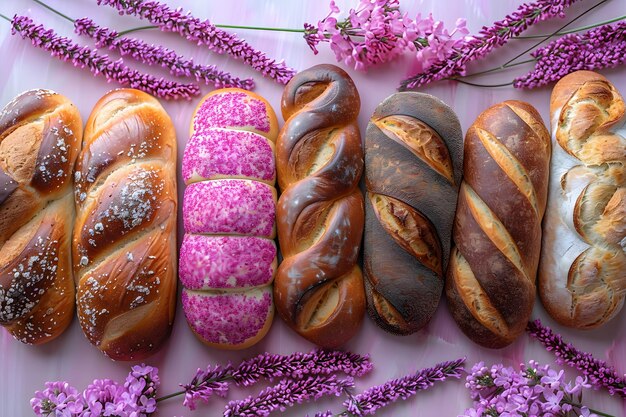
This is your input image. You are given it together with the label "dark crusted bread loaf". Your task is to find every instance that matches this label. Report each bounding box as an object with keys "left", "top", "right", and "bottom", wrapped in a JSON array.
[{"left": 364, "top": 92, "right": 463, "bottom": 335}]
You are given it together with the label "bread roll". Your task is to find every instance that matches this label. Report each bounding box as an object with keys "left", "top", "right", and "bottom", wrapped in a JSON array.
[
  {"left": 274, "top": 64, "right": 365, "bottom": 348},
  {"left": 181, "top": 88, "right": 278, "bottom": 349},
  {"left": 539, "top": 70, "right": 626, "bottom": 328},
  {"left": 445, "top": 101, "right": 551, "bottom": 348},
  {"left": 364, "top": 92, "right": 463, "bottom": 335},
  {"left": 74, "top": 89, "right": 177, "bottom": 360},
  {"left": 0, "top": 89, "right": 81, "bottom": 344}
]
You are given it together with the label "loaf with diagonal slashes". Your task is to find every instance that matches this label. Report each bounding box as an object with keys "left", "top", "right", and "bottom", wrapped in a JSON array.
[
  {"left": 364, "top": 92, "right": 463, "bottom": 335},
  {"left": 446, "top": 100, "right": 551, "bottom": 348}
]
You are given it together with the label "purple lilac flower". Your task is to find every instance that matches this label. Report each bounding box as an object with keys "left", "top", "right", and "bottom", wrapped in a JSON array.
[
  {"left": 10, "top": 15, "right": 199, "bottom": 100},
  {"left": 73, "top": 17, "right": 254, "bottom": 90},
  {"left": 81, "top": 379, "right": 125, "bottom": 416},
  {"left": 344, "top": 358, "right": 465, "bottom": 416},
  {"left": 399, "top": 0, "right": 580, "bottom": 90},
  {"left": 30, "top": 381, "right": 84, "bottom": 417},
  {"left": 180, "top": 349, "right": 372, "bottom": 411},
  {"left": 527, "top": 319, "right": 626, "bottom": 397},
  {"left": 514, "top": 22, "right": 626, "bottom": 89},
  {"left": 96, "top": 0, "right": 295, "bottom": 84},
  {"left": 462, "top": 360, "right": 599, "bottom": 417},
  {"left": 304, "top": 0, "right": 468, "bottom": 71},
  {"left": 224, "top": 374, "right": 354, "bottom": 417}
]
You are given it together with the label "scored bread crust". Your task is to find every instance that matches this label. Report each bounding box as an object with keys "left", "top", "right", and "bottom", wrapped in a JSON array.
[
  {"left": 364, "top": 92, "right": 464, "bottom": 335},
  {"left": 74, "top": 89, "right": 177, "bottom": 361},
  {"left": 539, "top": 70, "right": 626, "bottom": 329},
  {"left": 273, "top": 64, "right": 366, "bottom": 348},
  {"left": 445, "top": 100, "right": 551, "bottom": 348},
  {"left": 0, "top": 89, "right": 82, "bottom": 345}
]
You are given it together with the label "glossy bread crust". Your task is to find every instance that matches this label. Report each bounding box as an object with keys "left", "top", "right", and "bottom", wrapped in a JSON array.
[
  {"left": 74, "top": 89, "right": 177, "bottom": 361},
  {"left": 0, "top": 89, "right": 81, "bottom": 345},
  {"left": 274, "top": 64, "right": 366, "bottom": 348}
]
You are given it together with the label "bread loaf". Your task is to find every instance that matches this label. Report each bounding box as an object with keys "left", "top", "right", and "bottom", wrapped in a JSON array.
[
  {"left": 74, "top": 89, "right": 177, "bottom": 360},
  {"left": 274, "top": 64, "right": 365, "bottom": 348},
  {"left": 181, "top": 88, "right": 278, "bottom": 349},
  {"left": 539, "top": 71, "right": 626, "bottom": 328},
  {"left": 0, "top": 89, "right": 81, "bottom": 344},
  {"left": 445, "top": 100, "right": 550, "bottom": 348},
  {"left": 364, "top": 92, "right": 463, "bottom": 335}
]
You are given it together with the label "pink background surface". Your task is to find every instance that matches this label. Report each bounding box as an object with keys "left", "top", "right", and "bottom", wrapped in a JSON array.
[{"left": 1, "top": 0, "right": 625, "bottom": 416}]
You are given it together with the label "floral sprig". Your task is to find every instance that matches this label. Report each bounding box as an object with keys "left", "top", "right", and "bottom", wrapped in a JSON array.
[
  {"left": 527, "top": 319, "right": 626, "bottom": 397},
  {"left": 304, "top": 0, "right": 468, "bottom": 72},
  {"left": 461, "top": 360, "right": 611, "bottom": 417},
  {"left": 7, "top": 15, "right": 199, "bottom": 100},
  {"left": 224, "top": 375, "right": 354, "bottom": 417},
  {"left": 73, "top": 17, "right": 254, "bottom": 90},
  {"left": 96, "top": 0, "right": 296, "bottom": 84},
  {"left": 514, "top": 21, "right": 626, "bottom": 88},
  {"left": 31, "top": 365, "right": 159, "bottom": 417},
  {"left": 399, "top": 0, "right": 580, "bottom": 89},
  {"left": 181, "top": 349, "right": 372, "bottom": 410}
]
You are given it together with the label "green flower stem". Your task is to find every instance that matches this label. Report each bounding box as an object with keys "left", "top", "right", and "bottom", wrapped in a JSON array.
[
  {"left": 563, "top": 400, "right": 616, "bottom": 417},
  {"left": 117, "top": 24, "right": 305, "bottom": 37},
  {"left": 155, "top": 390, "right": 186, "bottom": 403},
  {"left": 513, "top": 15, "right": 625, "bottom": 39}
]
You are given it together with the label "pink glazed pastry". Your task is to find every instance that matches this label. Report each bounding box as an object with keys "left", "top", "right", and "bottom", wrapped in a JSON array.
[{"left": 181, "top": 89, "right": 278, "bottom": 349}]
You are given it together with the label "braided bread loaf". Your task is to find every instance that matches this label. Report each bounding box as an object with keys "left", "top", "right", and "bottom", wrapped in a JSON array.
[
  {"left": 0, "top": 89, "right": 81, "bottom": 344},
  {"left": 364, "top": 92, "right": 463, "bottom": 335},
  {"left": 274, "top": 64, "right": 365, "bottom": 348},
  {"left": 181, "top": 88, "right": 278, "bottom": 349},
  {"left": 74, "top": 89, "right": 177, "bottom": 360},
  {"left": 446, "top": 101, "right": 551, "bottom": 348},
  {"left": 539, "top": 71, "right": 626, "bottom": 328}
]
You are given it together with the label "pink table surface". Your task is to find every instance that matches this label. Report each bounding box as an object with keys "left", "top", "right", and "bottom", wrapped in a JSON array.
[{"left": 1, "top": 0, "right": 625, "bottom": 416}]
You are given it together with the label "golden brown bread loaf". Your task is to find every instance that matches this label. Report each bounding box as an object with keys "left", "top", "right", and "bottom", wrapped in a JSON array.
[
  {"left": 74, "top": 89, "right": 177, "bottom": 360},
  {"left": 274, "top": 64, "right": 366, "bottom": 348},
  {"left": 0, "top": 89, "right": 81, "bottom": 344},
  {"left": 445, "top": 100, "right": 551, "bottom": 348},
  {"left": 539, "top": 71, "right": 626, "bottom": 328},
  {"left": 364, "top": 92, "right": 463, "bottom": 335}
]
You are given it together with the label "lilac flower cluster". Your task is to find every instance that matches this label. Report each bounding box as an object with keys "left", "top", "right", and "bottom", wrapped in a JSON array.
[
  {"left": 304, "top": 0, "right": 468, "bottom": 71},
  {"left": 343, "top": 358, "right": 465, "bottom": 416},
  {"left": 30, "top": 365, "right": 159, "bottom": 417},
  {"left": 527, "top": 319, "right": 626, "bottom": 397},
  {"left": 96, "top": 0, "right": 295, "bottom": 84},
  {"left": 462, "top": 360, "right": 600, "bottom": 417},
  {"left": 10, "top": 15, "right": 199, "bottom": 100},
  {"left": 181, "top": 349, "right": 372, "bottom": 410},
  {"left": 224, "top": 374, "right": 354, "bottom": 417},
  {"left": 73, "top": 17, "right": 255, "bottom": 90},
  {"left": 515, "top": 22, "right": 626, "bottom": 88},
  {"left": 399, "top": 0, "right": 579, "bottom": 90}
]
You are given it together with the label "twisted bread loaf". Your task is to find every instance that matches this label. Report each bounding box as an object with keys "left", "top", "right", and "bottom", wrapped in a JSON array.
[
  {"left": 181, "top": 88, "right": 278, "bottom": 349},
  {"left": 364, "top": 92, "right": 463, "bottom": 335},
  {"left": 0, "top": 89, "right": 81, "bottom": 344},
  {"left": 274, "top": 64, "right": 365, "bottom": 348},
  {"left": 539, "top": 71, "right": 626, "bottom": 328},
  {"left": 446, "top": 101, "right": 550, "bottom": 348},
  {"left": 74, "top": 89, "right": 177, "bottom": 360}
]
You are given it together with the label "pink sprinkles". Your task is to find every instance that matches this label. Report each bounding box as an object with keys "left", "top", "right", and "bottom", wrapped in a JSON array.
[
  {"left": 179, "top": 234, "right": 276, "bottom": 290},
  {"left": 183, "top": 179, "right": 276, "bottom": 238},
  {"left": 193, "top": 91, "right": 271, "bottom": 135},
  {"left": 182, "top": 288, "right": 272, "bottom": 346},
  {"left": 182, "top": 128, "right": 275, "bottom": 185}
]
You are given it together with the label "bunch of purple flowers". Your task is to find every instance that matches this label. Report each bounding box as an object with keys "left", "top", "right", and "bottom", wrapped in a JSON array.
[
  {"left": 31, "top": 365, "right": 159, "bottom": 417},
  {"left": 461, "top": 360, "right": 605, "bottom": 417},
  {"left": 303, "top": 0, "right": 469, "bottom": 71}
]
